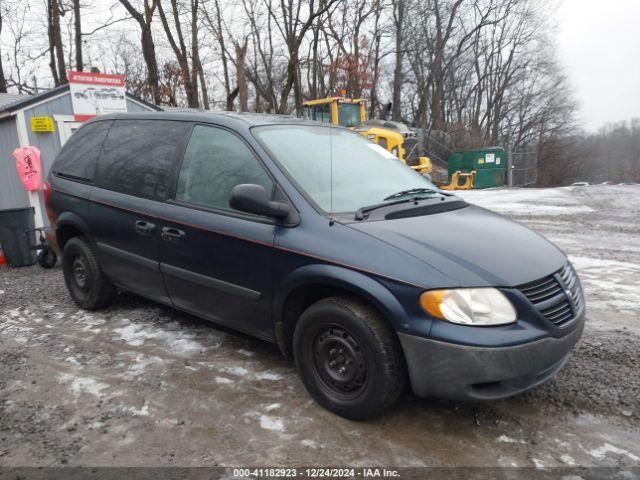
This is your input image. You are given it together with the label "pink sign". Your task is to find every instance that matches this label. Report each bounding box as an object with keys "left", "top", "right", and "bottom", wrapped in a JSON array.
[{"left": 13, "top": 146, "right": 43, "bottom": 191}]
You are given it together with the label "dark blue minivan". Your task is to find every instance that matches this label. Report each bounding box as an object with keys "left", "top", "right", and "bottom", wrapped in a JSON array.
[{"left": 46, "top": 112, "right": 585, "bottom": 419}]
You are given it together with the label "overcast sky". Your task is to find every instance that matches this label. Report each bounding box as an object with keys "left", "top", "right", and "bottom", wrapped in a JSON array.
[{"left": 556, "top": 0, "right": 640, "bottom": 132}]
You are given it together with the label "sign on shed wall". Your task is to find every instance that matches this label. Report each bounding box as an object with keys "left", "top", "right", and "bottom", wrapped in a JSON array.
[
  {"left": 68, "top": 71, "right": 127, "bottom": 120},
  {"left": 30, "top": 116, "right": 55, "bottom": 133}
]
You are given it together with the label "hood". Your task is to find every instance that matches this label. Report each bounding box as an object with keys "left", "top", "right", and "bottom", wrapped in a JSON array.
[{"left": 348, "top": 204, "right": 566, "bottom": 287}]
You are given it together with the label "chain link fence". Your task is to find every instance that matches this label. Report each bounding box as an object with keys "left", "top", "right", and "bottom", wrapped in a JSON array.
[
  {"left": 508, "top": 149, "right": 538, "bottom": 187},
  {"left": 414, "top": 128, "right": 540, "bottom": 187}
]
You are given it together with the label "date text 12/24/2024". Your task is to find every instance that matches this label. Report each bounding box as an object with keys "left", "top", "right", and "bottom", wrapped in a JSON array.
[{"left": 232, "top": 468, "right": 400, "bottom": 478}]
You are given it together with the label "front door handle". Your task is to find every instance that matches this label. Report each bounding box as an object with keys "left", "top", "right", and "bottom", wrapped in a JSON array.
[
  {"left": 135, "top": 220, "right": 156, "bottom": 235},
  {"left": 161, "top": 227, "right": 185, "bottom": 242}
]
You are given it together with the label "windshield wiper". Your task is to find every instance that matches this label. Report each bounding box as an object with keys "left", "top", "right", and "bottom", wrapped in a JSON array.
[
  {"left": 355, "top": 197, "right": 423, "bottom": 220},
  {"left": 354, "top": 188, "right": 441, "bottom": 220},
  {"left": 383, "top": 187, "right": 438, "bottom": 201}
]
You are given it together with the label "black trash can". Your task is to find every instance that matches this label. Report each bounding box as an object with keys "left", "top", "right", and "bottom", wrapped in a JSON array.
[{"left": 0, "top": 207, "right": 37, "bottom": 267}]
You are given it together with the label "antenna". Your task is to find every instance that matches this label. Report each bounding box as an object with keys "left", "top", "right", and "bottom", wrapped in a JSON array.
[{"left": 329, "top": 124, "right": 334, "bottom": 226}]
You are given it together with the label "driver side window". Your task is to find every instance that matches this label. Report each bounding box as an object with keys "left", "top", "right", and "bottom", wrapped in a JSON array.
[{"left": 176, "top": 125, "right": 274, "bottom": 212}]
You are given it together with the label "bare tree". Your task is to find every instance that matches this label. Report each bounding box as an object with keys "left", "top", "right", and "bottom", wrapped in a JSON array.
[
  {"left": 202, "top": 0, "right": 237, "bottom": 110},
  {"left": 235, "top": 38, "right": 249, "bottom": 111},
  {"left": 157, "top": 0, "right": 200, "bottom": 107},
  {"left": 367, "top": 0, "right": 384, "bottom": 118},
  {"left": 0, "top": 0, "right": 7, "bottom": 92},
  {"left": 73, "top": 0, "right": 82, "bottom": 71},
  {"left": 266, "top": 0, "right": 339, "bottom": 113},
  {"left": 391, "top": 0, "right": 406, "bottom": 121},
  {"left": 191, "top": 0, "right": 209, "bottom": 108},
  {"left": 242, "top": 0, "right": 284, "bottom": 112},
  {"left": 118, "top": 0, "right": 161, "bottom": 104},
  {"left": 47, "top": 0, "right": 67, "bottom": 85}
]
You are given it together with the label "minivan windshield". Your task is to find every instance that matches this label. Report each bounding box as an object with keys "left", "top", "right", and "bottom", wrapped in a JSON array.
[{"left": 253, "top": 125, "right": 439, "bottom": 213}]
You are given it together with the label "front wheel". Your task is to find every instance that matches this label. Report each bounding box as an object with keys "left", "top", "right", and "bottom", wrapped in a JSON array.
[{"left": 293, "top": 296, "right": 406, "bottom": 420}]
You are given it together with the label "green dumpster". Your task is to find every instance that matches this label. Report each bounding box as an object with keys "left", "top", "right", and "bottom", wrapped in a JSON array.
[{"left": 446, "top": 147, "right": 506, "bottom": 189}]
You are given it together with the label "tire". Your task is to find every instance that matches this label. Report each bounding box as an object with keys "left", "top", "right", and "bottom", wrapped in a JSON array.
[
  {"left": 293, "top": 296, "right": 406, "bottom": 420},
  {"left": 62, "top": 236, "right": 116, "bottom": 310},
  {"left": 37, "top": 247, "right": 57, "bottom": 269}
]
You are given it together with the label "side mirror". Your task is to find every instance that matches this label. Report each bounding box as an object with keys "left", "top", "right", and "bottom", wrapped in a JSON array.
[{"left": 230, "top": 184, "right": 290, "bottom": 219}]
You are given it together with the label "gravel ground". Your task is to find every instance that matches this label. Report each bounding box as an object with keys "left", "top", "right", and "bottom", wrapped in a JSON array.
[{"left": 0, "top": 185, "right": 639, "bottom": 468}]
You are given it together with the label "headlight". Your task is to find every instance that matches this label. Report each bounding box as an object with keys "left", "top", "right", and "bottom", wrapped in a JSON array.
[
  {"left": 420, "top": 288, "right": 516, "bottom": 326},
  {"left": 391, "top": 146, "right": 399, "bottom": 157}
]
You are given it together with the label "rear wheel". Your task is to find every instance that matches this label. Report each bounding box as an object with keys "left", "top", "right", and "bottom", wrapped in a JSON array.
[
  {"left": 62, "top": 237, "right": 116, "bottom": 310},
  {"left": 293, "top": 296, "right": 405, "bottom": 420}
]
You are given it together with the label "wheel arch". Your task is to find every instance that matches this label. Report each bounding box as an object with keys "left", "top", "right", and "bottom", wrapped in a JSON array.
[
  {"left": 273, "top": 263, "right": 407, "bottom": 356},
  {"left": 55, "top": 212, "right": 93, "bottom": 253}
]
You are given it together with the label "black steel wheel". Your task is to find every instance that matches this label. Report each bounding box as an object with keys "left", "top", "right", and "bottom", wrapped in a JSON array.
[
  {"left": 293, "top": 296, "right": 406, "bottom": 420},
  {"left": 62, "top": 236, "right": 116, "bottom": 310},
  {"left": 312, "top": 325, "right": 368, "bottom": 400},
  {"left": 37, "top": 247, "right": 57, "bottom": 269}
]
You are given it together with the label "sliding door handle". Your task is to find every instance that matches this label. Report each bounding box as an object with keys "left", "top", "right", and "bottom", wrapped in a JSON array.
[
  {"left": 161, "top": 227, "right": 185, "bottom": 242},
  {"left": 134, "top": 220, "right": 156, "bottom": 235}
]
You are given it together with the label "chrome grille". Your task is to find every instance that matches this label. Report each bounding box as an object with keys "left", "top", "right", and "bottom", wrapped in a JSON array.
[{"left": 517, "top": 263, "right": 583, "bottom": 328}]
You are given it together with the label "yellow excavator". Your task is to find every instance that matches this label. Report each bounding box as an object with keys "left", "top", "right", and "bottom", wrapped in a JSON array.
[{"left": 302, "top": 97, "right": 432, "bottom": 175}]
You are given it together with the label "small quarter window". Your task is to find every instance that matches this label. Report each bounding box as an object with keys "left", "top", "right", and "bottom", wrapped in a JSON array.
[{"left": 176, "top": 125, "right": 274, "bottom": 212}]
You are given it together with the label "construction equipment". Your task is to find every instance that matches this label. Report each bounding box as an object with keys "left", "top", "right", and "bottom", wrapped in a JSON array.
[
  {"left": 439, "top": 171, "right": 476, "bottom": 190},
  {"left": 444, "top": 147, "right": 506, "bottom": 189},
  {"left": 302, "top": 97, "right": 432, "bottom": 175}
]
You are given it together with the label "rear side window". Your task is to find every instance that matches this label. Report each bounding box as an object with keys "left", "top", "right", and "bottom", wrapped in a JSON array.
[
  {"left": 52, "top": 120, "right": 112, "bottom": 182},
  {"left": 97, "top": 119, "right": 190, "bottom": 200},
  {"left": 175, "top": 125, "right": 274, "bottom": 212}
]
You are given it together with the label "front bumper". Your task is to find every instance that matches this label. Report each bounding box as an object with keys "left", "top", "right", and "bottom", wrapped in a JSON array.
[{"left": 398, "top": 319, "right": 584, "bottom": 401}]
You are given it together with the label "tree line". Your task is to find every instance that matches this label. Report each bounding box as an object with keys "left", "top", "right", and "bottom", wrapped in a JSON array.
[{"left": 0, "top": 0, "right": 637, "bottom": 184}]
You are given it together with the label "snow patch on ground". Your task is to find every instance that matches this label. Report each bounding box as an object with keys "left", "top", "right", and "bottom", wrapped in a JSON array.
[
  {"left": 123, "top": 354, "right": 165, "bottom": 378},
  {"left": 531, "top": 458, "right": 545, "bottom": 468},
  {"left": 496, "top": 435, "right": 526, "bottom": 444},
  {"left": 220, "top": 366, "right": 250, "bottom": 376},
  {"left": 457, "top": 187, "right": 593, "bottom": 216},
  {"left": 57, "top": 373, "right": 109, "bottom": 399},
  {"left": 113, "top": 320, "right": 207, "bottom": 357},
  {"left": 586, "top": 443, "right": 640, "bottom": 462},
  {"left": 559, "top": 454, "right": 576, "bottom": 465},
  {"left": 215, "top": 376, "right": 234, "bottom": 385},
  {"left": 259, "top": 415, "right": 284, "bottom": 432},
  {"left": 569, "top": 256, "right": 640, "bottom": 311},
  {"left": 255, "top": 371, "right": 283, "bottom": 381},
  {"left": 126, "top": 402, "right": 150, "bottom": 416},
  {"left": 113, "top": 324, "right": 148, "bottom": 347},
  {"left": 65, "top": 356, "right": 82, "bottom": 368}
]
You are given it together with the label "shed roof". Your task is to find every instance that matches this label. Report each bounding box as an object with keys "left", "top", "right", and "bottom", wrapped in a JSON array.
[{"left": 0, "top": 92, "right": 28, "bottom": 110}]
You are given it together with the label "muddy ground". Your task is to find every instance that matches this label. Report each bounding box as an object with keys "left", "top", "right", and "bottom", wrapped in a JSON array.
[{"left": 0, "top": 185, "right": 639, "bottom": 468}]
